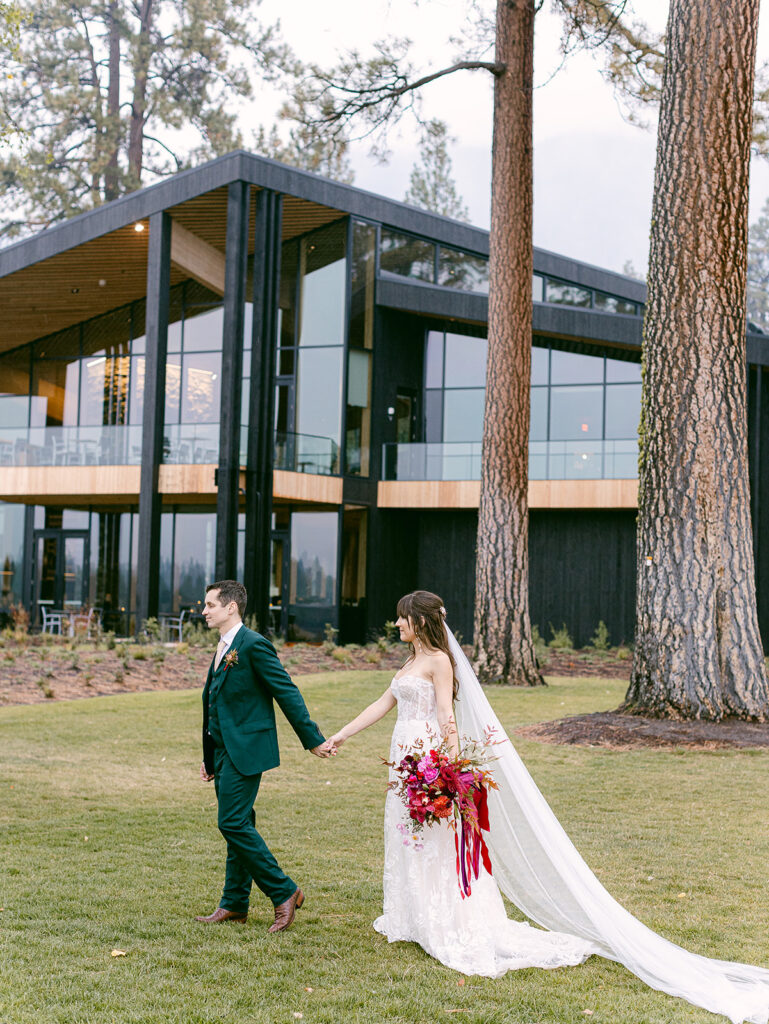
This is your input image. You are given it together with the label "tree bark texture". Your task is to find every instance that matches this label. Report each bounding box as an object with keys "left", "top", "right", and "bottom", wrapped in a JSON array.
[
  {"left": 626, "top": 0, "right": 769, "bottom": 720},
  {"left": 473, "top": 0, "right": 543, "bottom": 686},
  {"left": 104, "top": 1, "right": 121, "bottom": 201},
  {"left": 128, "top": 0, "right": 153, "bottom": 185}
]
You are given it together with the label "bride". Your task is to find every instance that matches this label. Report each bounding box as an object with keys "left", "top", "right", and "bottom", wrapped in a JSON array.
[{"left": 327, "top": 590, "right": 769, "bottom": 1024}]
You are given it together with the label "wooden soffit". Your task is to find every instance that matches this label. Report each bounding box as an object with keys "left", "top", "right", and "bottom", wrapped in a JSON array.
[{"left": 0, "top": 187, "right": 345, "bottom": 356}]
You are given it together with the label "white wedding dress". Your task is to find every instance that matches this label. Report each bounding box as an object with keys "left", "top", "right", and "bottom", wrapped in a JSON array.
[
  {"left": 373, "top": 673, "right": 599, "bottom": 976},
  {"left": 372, "top": 629, "right": 769, "bottom": 1024}
]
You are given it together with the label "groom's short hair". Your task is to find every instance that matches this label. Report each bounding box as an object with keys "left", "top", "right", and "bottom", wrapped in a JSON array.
[{"left": 207, "top": 580, "right": 247, "bottom": 618}]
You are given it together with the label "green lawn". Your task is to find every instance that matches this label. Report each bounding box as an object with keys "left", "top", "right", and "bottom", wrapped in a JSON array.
[{"left": 1, "top": 673, "right": 767, "bottom": 1024}]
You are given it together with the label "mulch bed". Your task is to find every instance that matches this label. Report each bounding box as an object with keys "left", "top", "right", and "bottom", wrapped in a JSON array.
[
  {"left": 3, "top": 636, "right": 765, "bottom": 752},
  {"left": 517, "top": 711, "right": 769, "bottom": 750},
  {"left": 0, "top": 640, "right": 405, "bottom": 707},
  {"left": 540, "top": 648, "right": 632, "bottom": 680}
]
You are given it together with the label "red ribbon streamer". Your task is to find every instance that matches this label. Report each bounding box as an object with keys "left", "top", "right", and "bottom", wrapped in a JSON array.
[{"left": 454, "top": 784, "right": 492, "bottom": 898}]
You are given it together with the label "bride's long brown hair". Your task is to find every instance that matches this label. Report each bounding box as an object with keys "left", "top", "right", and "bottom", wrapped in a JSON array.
[{"left": 397, "top": 589, "right": 459, "bottom": 700}]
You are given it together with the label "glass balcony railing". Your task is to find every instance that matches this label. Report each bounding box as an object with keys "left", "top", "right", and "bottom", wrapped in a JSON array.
[
  {"left": 0, "top": 425, "right": 145, "bottom": 467},
  {"left": 382, "top": 440, "right": 639, "bottom": 481},
  {"left": 0, "top": 424, "right": 224, "bottom": 467},
  {"left": 162, "top": 424, "right": 219, "bottom": 464},
  {"left": 274, "top": 431, "right": 340, "bottom": 476}
]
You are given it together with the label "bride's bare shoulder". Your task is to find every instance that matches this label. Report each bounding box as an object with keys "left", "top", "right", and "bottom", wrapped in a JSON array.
[{"left": 426, "top": 649, "right": 452, "bottom": 675}]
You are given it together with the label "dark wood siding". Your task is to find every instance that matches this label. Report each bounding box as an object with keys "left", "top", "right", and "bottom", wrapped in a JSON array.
[{"left": 374, "top": 507, "right": 638, "bottom": 649}]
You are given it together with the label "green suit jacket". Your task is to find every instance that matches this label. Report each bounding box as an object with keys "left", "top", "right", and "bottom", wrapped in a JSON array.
[{"left": 202, "top": 625, "right": 325, "bottom": 777}]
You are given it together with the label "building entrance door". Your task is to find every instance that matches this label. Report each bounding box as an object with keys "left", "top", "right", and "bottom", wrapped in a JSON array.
[{"left": 33, "top": 529, "right": 90, "bottom": 626}]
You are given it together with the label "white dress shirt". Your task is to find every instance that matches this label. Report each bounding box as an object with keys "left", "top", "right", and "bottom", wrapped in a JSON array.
[{"left": 218, "top": 621, "right": 242, "bottom": 655}]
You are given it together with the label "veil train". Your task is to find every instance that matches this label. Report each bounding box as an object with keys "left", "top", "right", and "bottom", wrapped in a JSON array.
[{"left": 446, "top": 625, "right": 769, "bottom": 1024}]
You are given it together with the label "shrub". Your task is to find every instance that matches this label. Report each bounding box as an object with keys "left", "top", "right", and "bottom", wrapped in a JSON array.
[
  {"left": 36, "top": 678, "right": 54, "bottom": 699},
  {"left": 9, "top": 603, "right": 29, "bottom": 634},
  {"left": 132, "top": 648, "right": 148, "bottom": 661},
  {"left": 244, "top": 613, "right": 260, "bottom": 632},
  {"left": 182, "top": 621, "right": 209, "bottom": 647},
  {"left": 589, "top": 620, "right": 611, "bottom": 651},
  {"left": 548, "top": 623, "right": 573, "bottom": 650},
  {"left": 331, "top": 646, "right": 352, "bottom": 664},
  {"left": 615, "top": 645, "right": 631, "bottom": 660},
  {"left": 383, "top": 620, "right": 400, "bottom": 644},
  {"left": 531, "top": 624, "right": 548, "bottom": 662},
  {"left": 141, "top": 617, "right": 161, "bottom": 643},
  {"left": 323, "top": 623, "right": 339, "bottom": 654}
]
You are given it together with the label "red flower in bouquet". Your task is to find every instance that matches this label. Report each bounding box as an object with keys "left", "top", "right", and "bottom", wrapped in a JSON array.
[
  {"left": 384, "top": 729, "right": 503, "bottom": 897},
  {"left": 433, "top": 795, "right": 452, "bottom": 818}
]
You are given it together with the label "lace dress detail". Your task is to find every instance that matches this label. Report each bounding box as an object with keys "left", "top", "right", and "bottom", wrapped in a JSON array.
[{"left": 373, "top": 674, "right": 597, "bottom": 978}]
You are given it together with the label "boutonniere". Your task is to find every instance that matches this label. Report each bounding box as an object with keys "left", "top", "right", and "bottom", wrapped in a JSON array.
[{"left": 223, "top": 648, "right": 239, "bottom": 670}]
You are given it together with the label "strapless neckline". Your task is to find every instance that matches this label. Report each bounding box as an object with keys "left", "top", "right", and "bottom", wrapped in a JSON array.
[{"left": 392, "top": 672, "right": 432, "bottom": 687}]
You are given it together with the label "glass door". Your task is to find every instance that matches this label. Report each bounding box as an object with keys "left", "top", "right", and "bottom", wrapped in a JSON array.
[{"left": 33, "top": 529, "right": 90, "bottom": 626}]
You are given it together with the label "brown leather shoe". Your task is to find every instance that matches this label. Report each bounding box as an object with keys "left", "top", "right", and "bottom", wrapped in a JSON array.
[
  {"left": 194, "top": 907, "right": 248, "bottom": 924},
  {"left": 268, "top": 888, "right": 304, "bottom": 933}
]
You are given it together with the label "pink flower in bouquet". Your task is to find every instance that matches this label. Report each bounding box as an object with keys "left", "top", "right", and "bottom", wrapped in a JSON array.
[{"left": 422, "top": 765, "right": 440, "bottom": 784}]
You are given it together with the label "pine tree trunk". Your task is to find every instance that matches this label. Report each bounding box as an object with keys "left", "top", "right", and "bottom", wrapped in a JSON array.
[
  {"left": 626, "top": 0, "right": 769, "bottom": 720},
  {"left": 104, "top": 1, "right": 121, "bottom": 202},
  {"left": 473, "top": 0, "right": 543, "bottom": 686},
  {"left": 128, "top": 0, "right": 153, "bottom": 186}
]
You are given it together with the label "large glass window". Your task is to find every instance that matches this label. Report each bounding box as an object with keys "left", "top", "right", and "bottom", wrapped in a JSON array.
[
  {"left": 595, "top": 291, "right": 638, "bottom": 315},
  {"left": 550, "top": 350, "right": 604, "bottom": 385},
  {"left": 172, "top": 512, "right": 216, "bottom": 611},
  {"left": 545, "top": 279, "right": 592, "bottom": 308},
  {"left": 180, "top": 352, "right": 221, "bottom": 424},
  {"left": 295, "top": 347, "right": 343, "bottom": 473},
  {"left": 379, "top": 228, "right": 435, "bottom": 282},
  {"left": 273, "top": 221, "right": 348, "bottom": 475},
  {"left": 425, "top": 331, "right": 444, "bottom": 388},
  {"left": 289, "top": 511, "right": 339, "bottom": 641},
  {"left": 605, "top": 383, "right": 642, "bottom": 439},
  {"left": 443, "top": 389, "right": 485, "bottom": 443},
  {"left": 549, "top": 385, "right": 603, "bottom": 440},
  {"left": 346, "top": 221, "right": 376, "bottom": 475},
  {"left": 530, "top": 387, "right": 548, "bottom": 440},
  {"left": 444, "top": 333, "right": 487, "bottom": 388},
  {"left": 298, "top": 220, "right": 347, "bottom": 347},
  {"left": 437, "top": 247, "right": 489, "bottom": 293},
  {"left": 416, "top": 330, "right": 641, "bottom": 480},
  {"left": 0, "top": 502, "right": 25, "bottom": 613},
  {"left": 606, "top": 357, "right": 642, "bottom": 383}
]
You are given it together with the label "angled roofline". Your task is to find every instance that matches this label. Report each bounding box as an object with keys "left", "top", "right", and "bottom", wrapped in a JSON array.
[{"left": 0, "top": 148, "right": 647, "bottom": 303}]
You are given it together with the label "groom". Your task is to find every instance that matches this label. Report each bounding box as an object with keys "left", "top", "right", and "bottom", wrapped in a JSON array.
[{"left": 196, "top": 580, "right": 331, "bottom": 932}]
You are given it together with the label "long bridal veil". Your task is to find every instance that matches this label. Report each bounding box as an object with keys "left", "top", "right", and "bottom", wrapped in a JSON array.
[{"left": 446, "top": 625, "right": 769, "bottom": 1024}]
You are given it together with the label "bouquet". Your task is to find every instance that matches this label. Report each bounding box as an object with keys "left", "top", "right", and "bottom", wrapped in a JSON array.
[{"left": 385, "top": 730, "right": 501, "bottom": 898}]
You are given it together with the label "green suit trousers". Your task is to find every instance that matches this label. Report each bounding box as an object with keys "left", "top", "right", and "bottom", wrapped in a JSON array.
[{"left": 214, "top": 747, "right": 296, "bottom": 912}]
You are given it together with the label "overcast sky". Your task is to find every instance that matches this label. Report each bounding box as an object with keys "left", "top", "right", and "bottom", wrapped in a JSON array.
[{"left": 254, "top": 0, "right": 769, "bottom": 277}]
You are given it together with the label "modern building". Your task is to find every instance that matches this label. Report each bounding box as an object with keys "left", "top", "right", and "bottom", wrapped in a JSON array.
[{"left": 1, "top": 151, "right": 767, "bottom": 645}]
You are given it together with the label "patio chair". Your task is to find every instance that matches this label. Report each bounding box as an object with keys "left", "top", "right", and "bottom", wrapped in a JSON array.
[
  {"left": 158, "top": 608, "right": 187, "bottom": 642},
  {"left": 41, "top": 607, "right": 65, "bottom": 634}
]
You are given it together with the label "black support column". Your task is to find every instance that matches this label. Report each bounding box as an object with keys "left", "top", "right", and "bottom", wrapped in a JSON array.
[
  {"left": 215, "top": 181, "right": 251, "bottom": 579},
  {"left": 136, "top": 211, "right": 172, "bottom": 631},
  {"left": 245, "top": 189, "right": 282, "bottom": 632}
]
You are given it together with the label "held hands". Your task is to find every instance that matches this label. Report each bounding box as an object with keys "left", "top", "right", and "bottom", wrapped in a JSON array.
[
  {"left": 326, "top": 733, "right": 347, "bottom": 755},
  {"left": 200, "top": 761, "right": 214, "bottom": 782},
  {"left": 310, "top": 739, "right": 336, "bottom": 758},
  {"left": 310, "top": 734, "right": 346, "bottom": 758}
]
